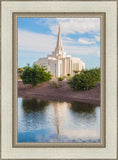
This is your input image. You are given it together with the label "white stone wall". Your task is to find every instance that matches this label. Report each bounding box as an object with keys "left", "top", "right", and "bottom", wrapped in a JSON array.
[
  {"left": 71, "top": 57, "right": 85, "bottom": 75},
  {"left": 34, "top": 56, "right": 85, "bottom": 77},
  {"left": 47, "top": 59, "right": 56, "bottom": 76}
]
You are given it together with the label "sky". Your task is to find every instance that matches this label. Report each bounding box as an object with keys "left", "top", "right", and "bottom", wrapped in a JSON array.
[{"left": 18, "top": 18, "right": 100, "bottom": 69}]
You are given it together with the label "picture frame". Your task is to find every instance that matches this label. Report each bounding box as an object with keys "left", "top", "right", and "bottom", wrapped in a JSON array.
[
  {"left": 0, "top": 0, "right": 117, "bottom": 159},
  {"left": 13, "top": 12, "right": 105, "bottom": 148}
]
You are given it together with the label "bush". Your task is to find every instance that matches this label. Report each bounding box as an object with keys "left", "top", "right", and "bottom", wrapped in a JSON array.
[
  {"left": 68, "top": 68, "right": 100, "bottom": 91},
  {"left": 67, "top": 73, "right": 70, "bottom": 76},
  {"left": 50, "top": 80, "right": 59, "bottom": 88},
  {"left": 81, "top": 67, "right": 100, "bottom": 83},
  {"left": 58, "top": 77, "right": 64, "bottom": 81},
  {"left": 20, "top": 64, "right": 51, "bottom": 86}
]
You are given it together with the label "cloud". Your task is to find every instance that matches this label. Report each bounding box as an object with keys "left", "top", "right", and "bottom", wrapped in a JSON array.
[
  {"left": 18, "top": 29, "right": 56, "bottom": 53},
  {"left": 18, "top": 29, "right": 100, "bottom": 57},
  {"left": 78, "top": 38, "right": 96, "bottom": 45},
  {"left": 64, "top": 45, "right": 100, "bottom": 56},
  {"left": 50, "top": 18, "right": 100, "bottom": 35},
  {"left": 95, "top": 35, "right": 100, "bottom": 42}
]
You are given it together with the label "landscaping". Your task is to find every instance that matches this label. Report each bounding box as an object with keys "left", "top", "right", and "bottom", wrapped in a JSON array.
[
  {"left": 18, "top": 67, "right": 100, "bottom": 105},
  {"left": 68, "top": 68, "right": 100, "bottom": 90},
  {"left": 20, "top": 64, "right": 51, "bottom": 86}
]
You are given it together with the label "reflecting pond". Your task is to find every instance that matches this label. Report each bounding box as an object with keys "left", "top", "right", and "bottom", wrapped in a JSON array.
[{"left": 18, "top": 98, "right": 100, "bottom": 143}]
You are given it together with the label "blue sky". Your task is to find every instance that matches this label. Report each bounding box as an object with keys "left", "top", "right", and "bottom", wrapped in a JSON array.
[{"left": 18, "top": 18, "right": 100, "bottom": 69}]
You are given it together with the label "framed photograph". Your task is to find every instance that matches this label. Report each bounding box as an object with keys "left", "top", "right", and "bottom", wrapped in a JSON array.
[
  {"left": 0, "top": 0, "right": 117, "bottom": 159},
  {"left": 15, "top": 13, "right": 104, "bottom": 147}
]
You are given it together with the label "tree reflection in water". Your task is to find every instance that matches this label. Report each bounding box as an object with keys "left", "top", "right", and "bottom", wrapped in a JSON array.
[
  {"left": 22, "top": 98, "right": 49, "bottom": 113},
  {"left": 70, "top": 101, "right": 95, "bottom": 114}
]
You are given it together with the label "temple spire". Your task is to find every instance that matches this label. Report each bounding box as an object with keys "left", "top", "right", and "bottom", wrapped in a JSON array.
[
  {"left": 52, "top": 24, "right": 67, "bottom": 59},
  {"left": 55, "top": 24, "right": 63, "bottom": 54}
]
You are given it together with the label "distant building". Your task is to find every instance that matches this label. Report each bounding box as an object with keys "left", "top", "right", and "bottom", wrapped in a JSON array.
[{"left": 34, "top": 25, "right": 85, "bottom": 77}]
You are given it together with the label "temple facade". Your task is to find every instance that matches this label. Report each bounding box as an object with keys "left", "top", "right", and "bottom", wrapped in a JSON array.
[{"left": 34, "top": 25, "right": 85, "bottom": 77}]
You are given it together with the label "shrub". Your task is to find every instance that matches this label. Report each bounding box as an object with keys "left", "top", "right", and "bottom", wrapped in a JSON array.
[
  {"left": 20, "top": 64, "right": 51, "bottom": 86},
  {"left": 81, "top": 67, "right": 100, "bottom": 83},
  {"left": 67, "top": 73, "right": 70, "bottom": 76},
  {"left": 58, "top": 77, "right": 64, "bottom": 81},
  {"left": 68, "top": 68, "right": 100, "bottom": 91},
  {"left": 50, "top": 80, "right": 59, "bottom": 88}
]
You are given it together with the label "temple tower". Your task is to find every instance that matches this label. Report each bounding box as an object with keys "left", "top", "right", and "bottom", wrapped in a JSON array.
[
  {"left": 34, "top": 24, "right": 85, "bottom": 77},
  {"left": 52, "top": 24, "right": 66, "bottom": 59}
]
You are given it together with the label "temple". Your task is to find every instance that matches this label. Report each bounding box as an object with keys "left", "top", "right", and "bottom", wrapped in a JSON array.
[{"left": 34, "top": 24, "right": 85, "bottom": 77}]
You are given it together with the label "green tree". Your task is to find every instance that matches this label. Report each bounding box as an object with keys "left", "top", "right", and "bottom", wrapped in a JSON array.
[
  {"left": 20, "top": 64, "right": 51, "bottom": 86},
  {"left": 68, "top": 67, "right": 100, "bottom": 91}
]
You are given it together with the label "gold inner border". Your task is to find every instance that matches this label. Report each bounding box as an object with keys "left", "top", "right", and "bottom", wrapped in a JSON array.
[{"left": 12, "top": 12, "right": 106, "bottom": 148}]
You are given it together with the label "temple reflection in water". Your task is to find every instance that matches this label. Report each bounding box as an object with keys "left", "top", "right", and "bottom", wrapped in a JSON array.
[{"left": 18, "top": 98, "right": 100, "bottom": 143}]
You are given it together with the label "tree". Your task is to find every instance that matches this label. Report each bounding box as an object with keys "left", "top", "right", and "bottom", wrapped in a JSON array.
[
  {"left": 68, "top": 68, "right": 100, "bottom": 91},
  {"left": 20, "top": 64, "right": 51, "bottom": 86}
]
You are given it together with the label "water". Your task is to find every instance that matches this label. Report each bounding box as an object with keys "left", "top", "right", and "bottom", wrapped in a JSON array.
[{"left": 18, "top": 98, "right": 100, "bottom": 143}]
